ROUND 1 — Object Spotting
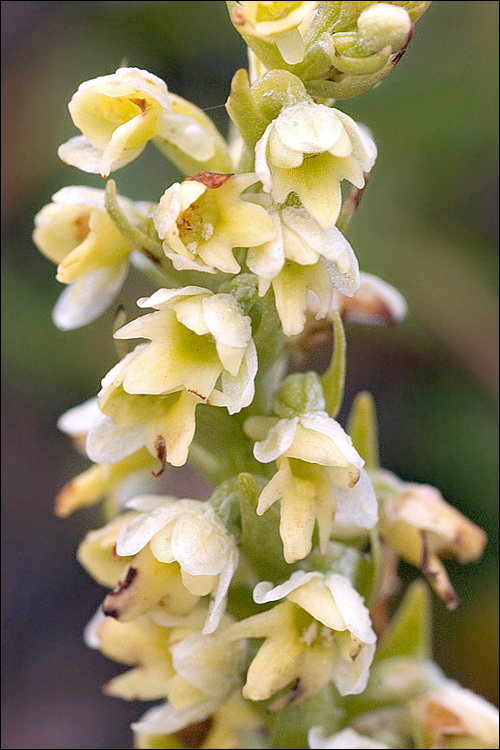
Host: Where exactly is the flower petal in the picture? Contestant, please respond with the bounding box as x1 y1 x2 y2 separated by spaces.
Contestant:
86 410 145 464
253 417 299 463
52 260 128 330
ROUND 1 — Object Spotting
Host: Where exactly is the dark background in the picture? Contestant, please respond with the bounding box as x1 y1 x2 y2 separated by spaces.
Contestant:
2 2 498 748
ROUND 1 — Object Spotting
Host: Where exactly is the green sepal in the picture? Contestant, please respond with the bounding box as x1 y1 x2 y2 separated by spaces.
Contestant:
250 70 309 121
305 57 403 101
273 371 325 418
347 391 380 469
376 580 432 662
321 312 346 418
238 472 298 583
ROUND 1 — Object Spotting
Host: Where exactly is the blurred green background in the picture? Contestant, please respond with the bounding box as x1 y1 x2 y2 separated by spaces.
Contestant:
1 2 498 748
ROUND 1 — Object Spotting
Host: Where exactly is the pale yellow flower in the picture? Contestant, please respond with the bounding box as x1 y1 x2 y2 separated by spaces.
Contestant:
112 286 257 414
84 609 244 736
102 495 239 634
248 203 361 336
223 570 376 706
55 397 159 517
246 411 377 562
154 171 277 274
229 1 320 64
58 67 220 177
409 680 500 749
33 186 140 328
255 103 376 229
372 470 487 609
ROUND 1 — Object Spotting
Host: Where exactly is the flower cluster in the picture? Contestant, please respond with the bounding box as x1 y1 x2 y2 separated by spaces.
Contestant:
35 3 498 750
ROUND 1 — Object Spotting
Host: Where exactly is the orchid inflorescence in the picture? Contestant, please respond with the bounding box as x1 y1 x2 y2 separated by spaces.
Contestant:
34 3 498 749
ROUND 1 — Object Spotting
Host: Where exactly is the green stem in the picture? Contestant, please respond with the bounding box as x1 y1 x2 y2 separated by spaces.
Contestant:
104 179 176 283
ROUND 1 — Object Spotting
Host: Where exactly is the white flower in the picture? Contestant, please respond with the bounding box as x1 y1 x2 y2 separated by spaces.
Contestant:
255 103 376 229
112 286 258 414
85 611 244 735
229 1 320 64
154 172 277 275
224 570 376 705
246 411 378 562
248 203 361 336
55 397 159 517
33 186 144 329
58 67 217 177
103 495 239 634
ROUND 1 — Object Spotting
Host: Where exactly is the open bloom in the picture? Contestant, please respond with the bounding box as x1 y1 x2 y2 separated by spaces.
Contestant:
371 469 487 609
112 286 257 412
229 1 320 64
247 202 361 336
58 67 222 177
101 495 239 634
255 102 377 229
55 397 159 517
85 609 244 737
86 285 257 470
154 171 277 274
86 348 200 471
33 186 144 329
246 410 378 563
223 570 376 706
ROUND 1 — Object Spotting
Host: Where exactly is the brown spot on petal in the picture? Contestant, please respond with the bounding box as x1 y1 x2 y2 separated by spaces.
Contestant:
349 635 363 661
117 566 137 592
111 544 122 562
176 719 213 749
129 97 149 114
103 566 138 618
187 388 208 402
152 436 167 477
231 6 245 25
73 214 90 242
187 171 234 189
